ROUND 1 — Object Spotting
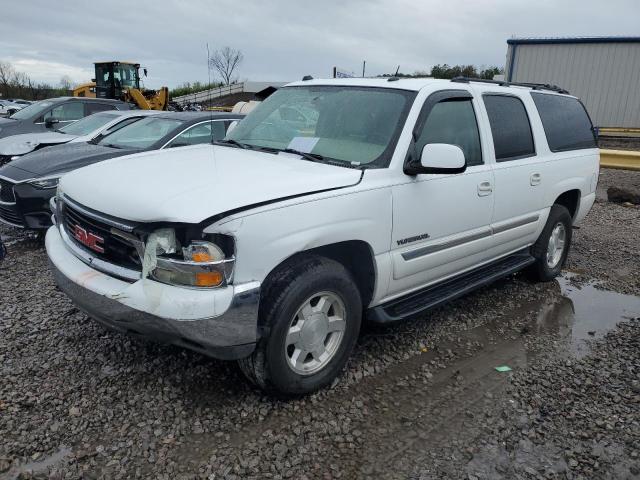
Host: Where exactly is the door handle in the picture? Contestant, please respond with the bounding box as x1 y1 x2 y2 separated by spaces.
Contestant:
530 173 541 186
477 181 493 196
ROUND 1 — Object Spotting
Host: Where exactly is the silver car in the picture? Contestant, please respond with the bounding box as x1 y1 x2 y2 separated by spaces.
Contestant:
0 110 161 164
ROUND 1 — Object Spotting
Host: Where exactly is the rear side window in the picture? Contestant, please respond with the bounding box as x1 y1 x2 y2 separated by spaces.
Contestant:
86 102 116 115
483 95 535 162
531 93 596 152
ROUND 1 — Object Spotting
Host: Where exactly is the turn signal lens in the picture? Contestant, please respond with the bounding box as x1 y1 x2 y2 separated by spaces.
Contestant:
183 241 225 263
152 240 231 288
195 271 224 287
192 251 212 262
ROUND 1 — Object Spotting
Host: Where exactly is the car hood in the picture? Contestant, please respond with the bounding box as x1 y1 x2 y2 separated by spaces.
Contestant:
0 142 131 181
60 144 363 224
0 132 77 156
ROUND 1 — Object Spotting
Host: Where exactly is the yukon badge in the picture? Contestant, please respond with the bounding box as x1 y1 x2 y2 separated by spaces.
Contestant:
397 233 430 246
73 225 105 253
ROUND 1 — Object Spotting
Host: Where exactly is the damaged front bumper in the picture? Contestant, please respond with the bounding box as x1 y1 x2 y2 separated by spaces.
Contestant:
45 226 260 360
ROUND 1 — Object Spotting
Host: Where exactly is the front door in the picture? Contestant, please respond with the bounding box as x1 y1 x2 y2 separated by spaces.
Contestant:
388 90 495 298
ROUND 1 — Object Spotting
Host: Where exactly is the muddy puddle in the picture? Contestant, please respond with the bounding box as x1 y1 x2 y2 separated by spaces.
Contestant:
546 275 640 356
174 274 640 477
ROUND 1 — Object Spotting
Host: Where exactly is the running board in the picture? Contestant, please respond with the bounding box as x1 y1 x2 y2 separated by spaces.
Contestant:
367 250 535 324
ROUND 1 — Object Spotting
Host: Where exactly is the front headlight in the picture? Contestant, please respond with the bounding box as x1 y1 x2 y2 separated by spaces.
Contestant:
145 230 235 288
28 177 60 189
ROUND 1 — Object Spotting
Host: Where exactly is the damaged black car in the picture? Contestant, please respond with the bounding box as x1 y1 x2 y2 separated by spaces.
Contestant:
0 112 243 229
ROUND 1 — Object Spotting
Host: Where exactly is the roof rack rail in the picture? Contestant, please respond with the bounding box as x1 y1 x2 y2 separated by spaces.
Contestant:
450 76 569 94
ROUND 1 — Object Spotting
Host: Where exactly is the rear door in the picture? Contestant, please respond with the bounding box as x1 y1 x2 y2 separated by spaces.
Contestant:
389 90 495 296
480 93 545 255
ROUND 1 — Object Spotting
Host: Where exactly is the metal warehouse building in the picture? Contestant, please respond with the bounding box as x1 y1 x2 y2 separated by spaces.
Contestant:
505 37 640 129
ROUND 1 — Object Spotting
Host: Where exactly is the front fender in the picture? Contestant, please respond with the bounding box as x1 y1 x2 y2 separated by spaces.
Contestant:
206 188 392 286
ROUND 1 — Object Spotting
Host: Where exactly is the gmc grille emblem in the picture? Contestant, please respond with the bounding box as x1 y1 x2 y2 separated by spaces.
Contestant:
73 224 104 254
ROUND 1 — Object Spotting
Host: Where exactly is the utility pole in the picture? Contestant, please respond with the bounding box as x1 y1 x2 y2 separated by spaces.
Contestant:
362 61 366 77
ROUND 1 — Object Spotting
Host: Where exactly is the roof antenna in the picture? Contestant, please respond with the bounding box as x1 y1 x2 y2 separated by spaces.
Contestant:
395 65 400 76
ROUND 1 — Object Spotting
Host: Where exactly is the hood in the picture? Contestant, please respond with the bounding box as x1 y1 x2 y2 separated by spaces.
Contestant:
0 142 131 181
60 144 363 224
0 132 77 156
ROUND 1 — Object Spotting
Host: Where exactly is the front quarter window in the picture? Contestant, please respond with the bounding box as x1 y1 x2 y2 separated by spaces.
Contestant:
227 86 415 167
166 121 226 148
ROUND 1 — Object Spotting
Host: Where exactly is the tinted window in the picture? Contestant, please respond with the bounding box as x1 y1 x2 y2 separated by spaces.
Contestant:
415 98 482 166
531 93 596 152
86 102 117 115
43 102 85 122
483 95 535 161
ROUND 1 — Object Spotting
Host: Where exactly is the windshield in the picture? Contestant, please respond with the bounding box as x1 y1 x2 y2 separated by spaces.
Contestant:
59 112 118 135
9 100 54 120
98 117 182 149
226 85 416 167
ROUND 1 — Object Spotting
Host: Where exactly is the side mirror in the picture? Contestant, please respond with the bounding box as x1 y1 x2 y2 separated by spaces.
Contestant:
406 143 466 175
226 121 239 135
45 117 60 128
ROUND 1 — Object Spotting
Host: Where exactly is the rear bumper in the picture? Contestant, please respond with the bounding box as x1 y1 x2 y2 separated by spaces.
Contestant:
46 226 260 360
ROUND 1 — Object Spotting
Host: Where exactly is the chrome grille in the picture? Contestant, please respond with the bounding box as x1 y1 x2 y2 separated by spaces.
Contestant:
61 199 142 272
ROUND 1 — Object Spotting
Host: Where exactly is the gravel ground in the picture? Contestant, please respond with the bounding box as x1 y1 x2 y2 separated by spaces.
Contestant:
0 168 639 479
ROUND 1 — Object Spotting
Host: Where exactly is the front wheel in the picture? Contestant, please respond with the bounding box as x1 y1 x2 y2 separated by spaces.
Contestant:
238 255 362 396
528 204 573 282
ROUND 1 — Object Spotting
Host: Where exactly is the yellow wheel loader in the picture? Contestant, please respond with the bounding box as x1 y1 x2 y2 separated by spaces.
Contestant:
73 61 169 110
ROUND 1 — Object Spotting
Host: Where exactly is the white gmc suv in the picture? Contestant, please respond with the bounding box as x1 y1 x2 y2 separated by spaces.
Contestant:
46 77 599 395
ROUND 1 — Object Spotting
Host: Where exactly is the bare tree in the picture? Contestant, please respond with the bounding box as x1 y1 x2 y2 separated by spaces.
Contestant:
59 75 73 91
209 47 243 86
0 61 15 97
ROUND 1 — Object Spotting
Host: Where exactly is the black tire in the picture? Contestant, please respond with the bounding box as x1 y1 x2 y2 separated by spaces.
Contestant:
528 204 573 282
238 254 362 396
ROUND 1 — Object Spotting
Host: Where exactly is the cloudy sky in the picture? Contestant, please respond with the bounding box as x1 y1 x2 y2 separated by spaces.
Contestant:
2 0 639 89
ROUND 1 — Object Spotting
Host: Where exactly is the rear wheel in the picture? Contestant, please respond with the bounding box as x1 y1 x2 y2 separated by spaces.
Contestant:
238 255 361 396
528 204 573 282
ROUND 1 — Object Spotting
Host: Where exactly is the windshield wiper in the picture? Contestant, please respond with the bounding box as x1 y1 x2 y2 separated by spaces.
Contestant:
101 143 125 149
280 148 327 162
213 139 251 149
278 148 361 169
